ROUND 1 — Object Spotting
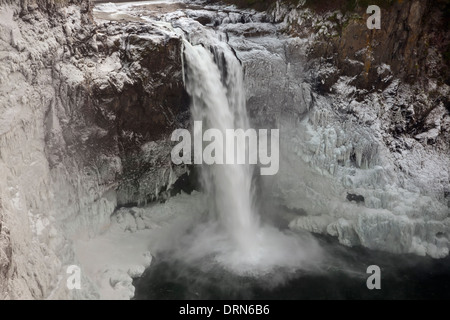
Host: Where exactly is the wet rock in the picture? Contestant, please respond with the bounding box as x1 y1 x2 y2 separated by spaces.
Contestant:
346 193 365 204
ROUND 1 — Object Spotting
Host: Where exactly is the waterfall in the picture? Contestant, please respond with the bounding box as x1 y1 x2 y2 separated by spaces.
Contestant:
180 38 322 275
183 40 260 256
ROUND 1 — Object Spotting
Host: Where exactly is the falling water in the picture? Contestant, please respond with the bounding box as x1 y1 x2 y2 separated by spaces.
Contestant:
183 40 260 256
181 38 322 275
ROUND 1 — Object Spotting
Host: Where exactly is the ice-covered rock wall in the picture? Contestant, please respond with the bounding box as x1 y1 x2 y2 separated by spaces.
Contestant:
0 1 94 298
0 0 187 298
227 0 450 258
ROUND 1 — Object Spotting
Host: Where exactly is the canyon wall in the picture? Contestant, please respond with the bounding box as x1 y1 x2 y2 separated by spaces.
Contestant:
235 0 450 257
0 0 187 298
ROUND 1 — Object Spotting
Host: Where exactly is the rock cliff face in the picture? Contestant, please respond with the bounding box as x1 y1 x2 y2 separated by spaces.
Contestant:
0 0 186 298
85 21 189 206
216 0 449 92
289 1 448 90
239 0 450 257
265 0 449 192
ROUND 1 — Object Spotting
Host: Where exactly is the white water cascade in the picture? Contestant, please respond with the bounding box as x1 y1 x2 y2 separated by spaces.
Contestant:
183 39 260 256
181 38 322 275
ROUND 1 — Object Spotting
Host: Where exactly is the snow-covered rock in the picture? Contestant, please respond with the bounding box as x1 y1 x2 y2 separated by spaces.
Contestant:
0 0 188 299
